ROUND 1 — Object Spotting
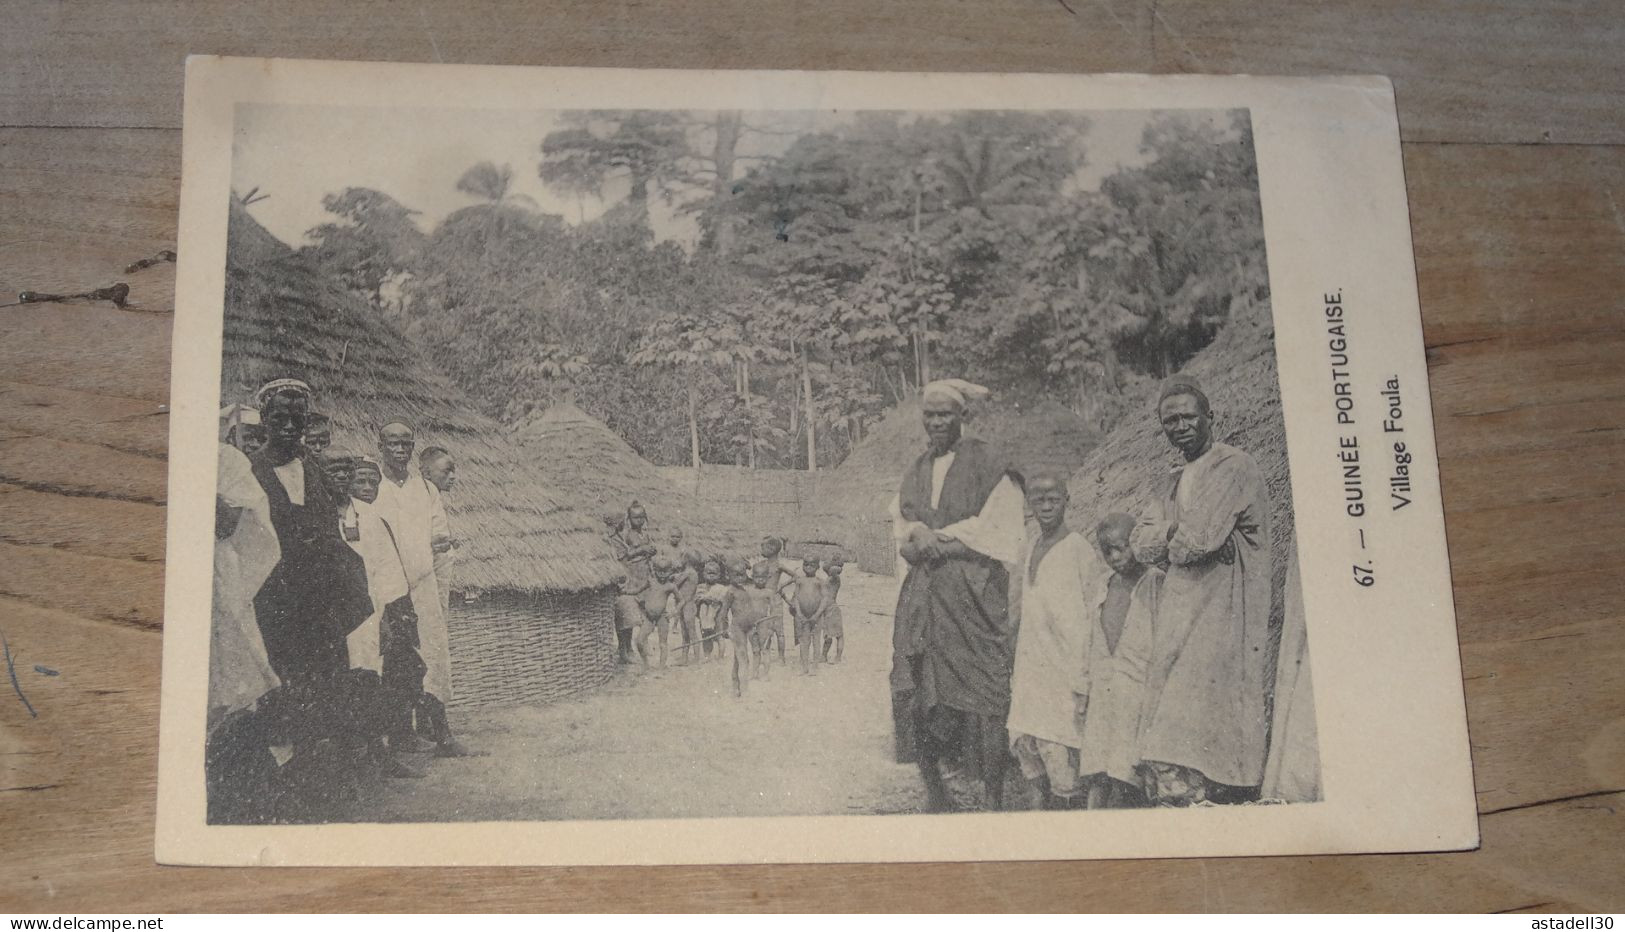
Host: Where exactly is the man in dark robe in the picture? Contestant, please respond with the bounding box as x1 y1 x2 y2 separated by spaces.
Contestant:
889 379 1026 811
248 379 372 688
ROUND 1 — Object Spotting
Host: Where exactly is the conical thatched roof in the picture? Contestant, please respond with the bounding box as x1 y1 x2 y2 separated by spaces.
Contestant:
509 402 750 555
220 201 620 594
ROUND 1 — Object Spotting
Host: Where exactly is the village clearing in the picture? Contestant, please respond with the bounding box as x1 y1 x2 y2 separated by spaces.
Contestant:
355 570 947 822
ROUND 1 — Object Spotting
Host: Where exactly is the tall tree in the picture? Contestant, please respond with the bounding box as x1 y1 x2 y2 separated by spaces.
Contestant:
302 187 426 310
539 111 691 229
628 313 733 470
1097 110 1267 378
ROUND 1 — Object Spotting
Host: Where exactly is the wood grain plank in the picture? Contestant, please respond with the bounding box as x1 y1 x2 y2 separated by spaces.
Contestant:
0 484 167 563
5 1 1623 144
1155 1 1625 144
0 541 165 628
0 0 1153 130
0 127 181 301
0 380 171 460
1463 614 1625 815
0 436 167 505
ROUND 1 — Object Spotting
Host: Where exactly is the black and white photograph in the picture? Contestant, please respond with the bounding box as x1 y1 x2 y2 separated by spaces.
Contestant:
158 62 1474 864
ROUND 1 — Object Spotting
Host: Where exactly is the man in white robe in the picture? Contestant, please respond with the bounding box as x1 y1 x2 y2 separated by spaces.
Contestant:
420 446 459 617
208 441 285 823
373 420 468 757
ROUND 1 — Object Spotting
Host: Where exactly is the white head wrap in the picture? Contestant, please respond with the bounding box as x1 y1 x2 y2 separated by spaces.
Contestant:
253 378 312 410
218 403 260 440
921 379 990 410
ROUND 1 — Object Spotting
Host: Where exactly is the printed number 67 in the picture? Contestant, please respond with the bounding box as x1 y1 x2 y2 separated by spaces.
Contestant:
1352 563 1375 587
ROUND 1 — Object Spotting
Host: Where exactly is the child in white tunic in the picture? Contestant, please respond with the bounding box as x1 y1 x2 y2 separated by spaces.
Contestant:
1006 475 1100 809
1077 513 1162 808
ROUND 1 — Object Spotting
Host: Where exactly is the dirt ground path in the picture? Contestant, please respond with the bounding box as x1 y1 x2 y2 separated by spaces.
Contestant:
357 571 931 822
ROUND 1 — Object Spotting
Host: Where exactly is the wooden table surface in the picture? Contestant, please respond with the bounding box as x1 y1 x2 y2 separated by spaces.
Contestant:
1 0 1621 913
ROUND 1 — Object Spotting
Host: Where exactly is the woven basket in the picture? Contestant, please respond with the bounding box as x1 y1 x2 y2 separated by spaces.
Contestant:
446 586 618 710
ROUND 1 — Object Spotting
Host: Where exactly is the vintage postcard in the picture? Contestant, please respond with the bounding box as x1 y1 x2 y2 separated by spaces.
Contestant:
156 58 1477 865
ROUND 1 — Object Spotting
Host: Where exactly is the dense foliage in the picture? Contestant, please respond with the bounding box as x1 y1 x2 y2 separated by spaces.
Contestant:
299 109 1268 468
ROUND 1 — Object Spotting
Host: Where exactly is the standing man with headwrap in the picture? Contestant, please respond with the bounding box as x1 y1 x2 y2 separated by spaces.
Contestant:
247 379 372 688
1130 374 1273 805
890 379 1026 812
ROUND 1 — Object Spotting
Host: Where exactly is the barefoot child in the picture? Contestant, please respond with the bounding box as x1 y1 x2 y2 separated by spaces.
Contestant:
660 530 702 666
695 559 730 664
753 537 798 665
633 555 682 669
720 561 778 696
820 555 846 664
1078 513 1162 809
788 556 830 676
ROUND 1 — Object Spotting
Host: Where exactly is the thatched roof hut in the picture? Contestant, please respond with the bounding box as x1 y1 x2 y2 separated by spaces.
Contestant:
220 201 620 594
509 402 755 557
220 201 623 707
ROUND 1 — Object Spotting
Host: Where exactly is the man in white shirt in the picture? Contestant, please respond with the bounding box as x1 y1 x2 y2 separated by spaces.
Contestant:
373 421 469 757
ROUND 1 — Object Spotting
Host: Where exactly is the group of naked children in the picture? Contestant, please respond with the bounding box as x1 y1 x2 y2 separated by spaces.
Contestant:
606 503 847 697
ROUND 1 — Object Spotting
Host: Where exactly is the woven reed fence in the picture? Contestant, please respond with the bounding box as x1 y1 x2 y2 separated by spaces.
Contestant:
446 586 619 710
657 465 897 575
796 508 896 576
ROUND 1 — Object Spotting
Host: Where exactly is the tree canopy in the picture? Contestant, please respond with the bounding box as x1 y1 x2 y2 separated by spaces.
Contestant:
297 108 1269 468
